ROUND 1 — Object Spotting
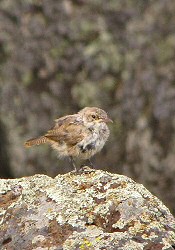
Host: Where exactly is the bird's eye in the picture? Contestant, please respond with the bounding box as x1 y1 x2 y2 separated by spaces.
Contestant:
92 115 96 119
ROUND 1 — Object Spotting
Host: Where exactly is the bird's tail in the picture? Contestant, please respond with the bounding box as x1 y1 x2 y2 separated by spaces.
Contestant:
24 136 47 147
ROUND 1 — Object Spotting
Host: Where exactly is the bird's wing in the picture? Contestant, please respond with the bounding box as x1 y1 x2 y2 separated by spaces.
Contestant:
45 114 86 146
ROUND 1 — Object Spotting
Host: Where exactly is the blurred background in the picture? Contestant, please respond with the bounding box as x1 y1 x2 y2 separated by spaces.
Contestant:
0 0 175 214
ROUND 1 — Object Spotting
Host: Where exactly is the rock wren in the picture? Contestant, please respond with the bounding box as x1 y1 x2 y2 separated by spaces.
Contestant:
24 107 112 171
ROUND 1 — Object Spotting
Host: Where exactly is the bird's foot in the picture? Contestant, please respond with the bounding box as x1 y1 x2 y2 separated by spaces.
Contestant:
81 159 95 169
79 165 96 173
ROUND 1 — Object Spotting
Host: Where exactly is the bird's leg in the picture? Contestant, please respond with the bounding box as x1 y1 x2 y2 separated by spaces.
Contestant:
79 158 95 173
87 158 94 168
80 158 94 168
69 156 78 172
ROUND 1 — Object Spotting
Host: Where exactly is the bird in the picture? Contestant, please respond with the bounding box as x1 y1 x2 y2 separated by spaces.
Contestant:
24 107 112 172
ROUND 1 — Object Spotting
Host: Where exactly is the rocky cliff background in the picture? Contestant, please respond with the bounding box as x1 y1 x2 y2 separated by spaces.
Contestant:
0 0 175 215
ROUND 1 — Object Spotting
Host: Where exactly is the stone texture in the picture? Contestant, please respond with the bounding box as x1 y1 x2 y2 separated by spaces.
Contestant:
0 167 175 249
1 0 175 216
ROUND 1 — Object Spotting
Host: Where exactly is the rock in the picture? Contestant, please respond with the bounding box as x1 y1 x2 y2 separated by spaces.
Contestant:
0 167 175 250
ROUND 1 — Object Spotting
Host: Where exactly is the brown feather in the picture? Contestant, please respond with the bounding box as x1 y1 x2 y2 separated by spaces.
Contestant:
45 124 85 146
24 136 47 147
45 115 85 146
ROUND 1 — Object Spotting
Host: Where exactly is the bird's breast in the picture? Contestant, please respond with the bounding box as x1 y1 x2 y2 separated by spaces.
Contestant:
76 123 110 159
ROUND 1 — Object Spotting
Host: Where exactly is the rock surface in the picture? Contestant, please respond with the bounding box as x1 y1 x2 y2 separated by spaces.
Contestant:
1 0 175 216
0 167 175 250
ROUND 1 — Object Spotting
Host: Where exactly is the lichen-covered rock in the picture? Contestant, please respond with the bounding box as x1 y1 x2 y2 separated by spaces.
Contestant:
0 167 175 250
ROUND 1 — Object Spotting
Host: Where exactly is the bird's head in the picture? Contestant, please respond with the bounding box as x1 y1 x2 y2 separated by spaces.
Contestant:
79 107 113 126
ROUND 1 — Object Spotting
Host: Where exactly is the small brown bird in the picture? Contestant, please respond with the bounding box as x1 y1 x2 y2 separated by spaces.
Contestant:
24 107 112 172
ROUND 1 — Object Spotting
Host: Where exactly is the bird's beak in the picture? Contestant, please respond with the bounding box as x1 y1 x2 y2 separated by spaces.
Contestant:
102 117 113 123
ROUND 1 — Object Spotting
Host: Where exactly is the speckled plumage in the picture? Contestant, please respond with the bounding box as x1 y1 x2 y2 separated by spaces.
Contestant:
24 107 112 171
